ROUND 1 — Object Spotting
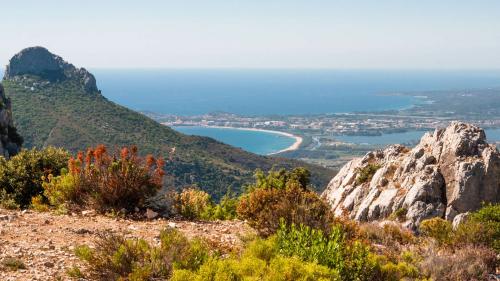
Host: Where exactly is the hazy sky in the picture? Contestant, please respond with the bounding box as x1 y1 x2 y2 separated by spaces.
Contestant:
1 0 499 69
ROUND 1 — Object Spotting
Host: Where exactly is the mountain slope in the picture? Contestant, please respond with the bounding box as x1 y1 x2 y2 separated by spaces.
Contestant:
2 47 334 199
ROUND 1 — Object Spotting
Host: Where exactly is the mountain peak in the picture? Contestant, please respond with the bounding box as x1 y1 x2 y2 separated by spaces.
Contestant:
4 46 98 93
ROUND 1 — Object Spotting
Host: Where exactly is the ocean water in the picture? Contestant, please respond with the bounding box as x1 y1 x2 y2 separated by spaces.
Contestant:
173 126 296 155
2 69 500 116
88 69 500 116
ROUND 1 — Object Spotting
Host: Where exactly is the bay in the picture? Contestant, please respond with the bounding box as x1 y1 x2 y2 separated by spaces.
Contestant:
172 126 296 155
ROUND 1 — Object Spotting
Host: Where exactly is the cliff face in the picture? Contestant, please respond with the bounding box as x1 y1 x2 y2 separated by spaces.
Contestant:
4 46 98 93
322 122 500 229
0 84 22 157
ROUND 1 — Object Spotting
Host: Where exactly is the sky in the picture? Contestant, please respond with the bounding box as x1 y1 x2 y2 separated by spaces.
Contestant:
1 0 499 69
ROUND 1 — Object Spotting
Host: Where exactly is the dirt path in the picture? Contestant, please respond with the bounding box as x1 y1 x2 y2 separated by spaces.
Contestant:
0 208 253 281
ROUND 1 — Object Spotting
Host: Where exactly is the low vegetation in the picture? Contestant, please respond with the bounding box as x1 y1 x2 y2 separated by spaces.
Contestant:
0 144 498 280
237 168 334 236
0 147 69 208
419 203 500 252
355 163 381 184
1 257 26 271
42 145 165 212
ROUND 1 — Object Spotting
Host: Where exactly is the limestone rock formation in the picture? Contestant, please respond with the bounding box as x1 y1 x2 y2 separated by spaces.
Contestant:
4 46 98 93
322 122 500 229
0 84 22 157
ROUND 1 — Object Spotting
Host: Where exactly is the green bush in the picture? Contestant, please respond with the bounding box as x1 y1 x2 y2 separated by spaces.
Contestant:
388 208 407 222
0 147 70 208
419 217 453 245
454 203 500 251
237 168 334 237
355 163 381 185
75 228 209 280
171 241 338 281
1 257 26 271
207 191 238 220
276 222 379 281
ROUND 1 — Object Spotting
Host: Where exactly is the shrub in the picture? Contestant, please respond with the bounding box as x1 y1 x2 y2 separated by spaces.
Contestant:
419 217 453 245
0 147 70 208
173 188 212 220
237 168 333 236
75 228 209 280
30 195 50 212
388 208 407 222
359 222 415 259
454 203 500 251
44 145 165 212
171 238 338 281
1 257 26 271
276 222 379 281
418 245 497 281
0 189 19 210
208 191 238 220
355 163 381 185
42 171 79 209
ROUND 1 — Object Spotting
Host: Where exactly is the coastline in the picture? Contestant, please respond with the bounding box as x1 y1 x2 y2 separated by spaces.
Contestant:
171 124 303 155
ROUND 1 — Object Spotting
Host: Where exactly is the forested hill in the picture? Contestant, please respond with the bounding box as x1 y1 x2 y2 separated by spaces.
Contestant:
2 47 334 199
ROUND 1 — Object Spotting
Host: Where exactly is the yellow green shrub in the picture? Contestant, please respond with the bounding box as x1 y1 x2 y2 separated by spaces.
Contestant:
419 217 453 245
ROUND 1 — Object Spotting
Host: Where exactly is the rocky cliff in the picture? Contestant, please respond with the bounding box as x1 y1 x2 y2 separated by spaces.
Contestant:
322 122 500 229
4 46 98 93
0 84 22 157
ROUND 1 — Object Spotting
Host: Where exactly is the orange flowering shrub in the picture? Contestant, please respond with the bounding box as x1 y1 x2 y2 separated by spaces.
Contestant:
62 145 165 211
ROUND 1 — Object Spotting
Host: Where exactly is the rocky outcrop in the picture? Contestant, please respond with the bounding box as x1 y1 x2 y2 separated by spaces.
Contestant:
4 46 98 93
0 84 22 157
322 122 500 229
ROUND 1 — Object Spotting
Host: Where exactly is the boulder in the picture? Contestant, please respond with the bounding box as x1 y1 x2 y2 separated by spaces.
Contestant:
322 122 500 229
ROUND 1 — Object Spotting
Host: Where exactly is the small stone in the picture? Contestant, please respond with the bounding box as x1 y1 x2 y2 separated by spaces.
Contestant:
44 261 54 268
146 208 158 220
81 210 95 216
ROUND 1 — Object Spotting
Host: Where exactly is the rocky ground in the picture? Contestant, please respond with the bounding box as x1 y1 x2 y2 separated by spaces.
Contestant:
0 208 253 281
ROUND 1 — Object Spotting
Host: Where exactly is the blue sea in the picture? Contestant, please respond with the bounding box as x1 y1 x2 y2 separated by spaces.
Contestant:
89 69 500 116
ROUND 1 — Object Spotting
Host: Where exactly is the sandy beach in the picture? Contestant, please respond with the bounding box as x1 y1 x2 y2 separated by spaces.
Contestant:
193 125 303 155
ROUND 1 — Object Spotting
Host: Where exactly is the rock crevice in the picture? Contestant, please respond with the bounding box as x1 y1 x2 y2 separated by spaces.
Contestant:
322 122 500 229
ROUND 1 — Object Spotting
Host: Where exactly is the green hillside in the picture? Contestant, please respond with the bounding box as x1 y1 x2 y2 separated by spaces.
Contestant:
2 76 334 199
